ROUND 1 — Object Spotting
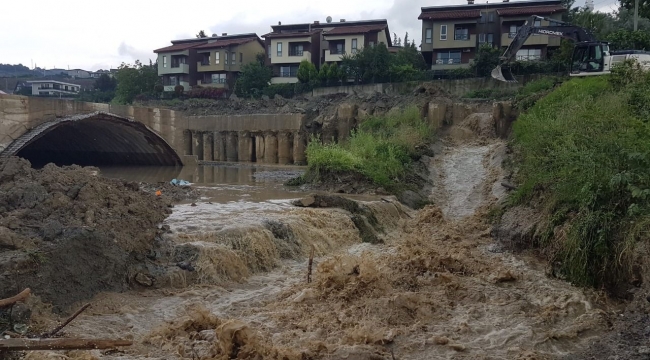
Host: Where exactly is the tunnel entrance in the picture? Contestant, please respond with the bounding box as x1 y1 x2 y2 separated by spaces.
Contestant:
8 113 182 167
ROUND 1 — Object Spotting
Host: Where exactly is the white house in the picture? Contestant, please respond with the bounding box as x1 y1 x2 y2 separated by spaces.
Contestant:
27 80 81 96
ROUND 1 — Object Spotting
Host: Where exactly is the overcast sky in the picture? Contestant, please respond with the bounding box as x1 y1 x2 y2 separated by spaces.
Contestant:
1 0 616 71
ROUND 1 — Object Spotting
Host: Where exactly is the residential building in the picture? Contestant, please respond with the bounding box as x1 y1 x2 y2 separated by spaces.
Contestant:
90 70 115 78
66 69 92 79
263 23 322 84
419 0 566 69
194 33 265 91
26 80 80 96
263 18 391 84
154 37 206 91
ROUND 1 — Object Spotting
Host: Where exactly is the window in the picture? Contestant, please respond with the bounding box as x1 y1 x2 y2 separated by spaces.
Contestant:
516 48 542 61
231 52 236 64
369 41 375 47
280 65 298 77
479 33 486 43
169 76 177 86
487 33 494 45
509 25 521 38
240 53 243 63
351 38 358 53
440 25 447 40
215 52 220 65
277 42 282 57
479 12 486 23
268 45 271 58
437 51 461 64
335 42 344 54
532 19 542 35
211 73 227 84
225 51 229 65
425 28 432 43
163 56 167 68
454 26 469 40
290 44 304 56
488 12 495 22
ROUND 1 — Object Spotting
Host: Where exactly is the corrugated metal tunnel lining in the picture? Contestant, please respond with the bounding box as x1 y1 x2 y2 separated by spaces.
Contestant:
12 113 182 167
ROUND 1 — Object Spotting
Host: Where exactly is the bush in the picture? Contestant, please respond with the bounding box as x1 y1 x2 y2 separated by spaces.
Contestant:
510 75 650 290
463 88 515 100
262 83 295 98
304 106 433 189
174 85 184 96
187 87 227 99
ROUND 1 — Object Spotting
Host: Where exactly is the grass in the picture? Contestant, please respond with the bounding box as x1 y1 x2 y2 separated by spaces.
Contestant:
303 106 433 190
509 69 650 291
463 88 515 100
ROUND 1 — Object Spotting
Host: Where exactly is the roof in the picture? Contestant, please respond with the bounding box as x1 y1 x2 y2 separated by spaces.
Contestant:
323 24 387 36
419 9 481 20
27 80 81 86
193 36 261 50
497 4 566 15
421 0 561 11
262 30 321 39
154 41 207 53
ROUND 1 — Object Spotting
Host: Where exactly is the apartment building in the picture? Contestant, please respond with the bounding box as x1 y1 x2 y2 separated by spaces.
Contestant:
154 38 205 91
419 0 566 69
263 19 391 84
194 33 265 90
26 80 80 96
154 33 264 92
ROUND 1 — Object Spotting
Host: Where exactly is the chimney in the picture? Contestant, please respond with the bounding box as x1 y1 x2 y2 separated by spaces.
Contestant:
340 19 346 22
467 0 474 3
314 20 320 24
278 21 282 25
212 34 218 37
222 33 227 36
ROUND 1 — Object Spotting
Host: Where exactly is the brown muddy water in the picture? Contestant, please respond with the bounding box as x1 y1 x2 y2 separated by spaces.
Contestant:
24 116 618 360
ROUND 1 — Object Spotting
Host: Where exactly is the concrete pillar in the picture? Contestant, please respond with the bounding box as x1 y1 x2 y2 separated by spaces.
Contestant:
214 132 226 162
184 130 192 156
428 103 447 130
293 132 306 165
238 131 252 162
277 132 292 165
203 132 213 161
255 135 265 163
263 132 278 164
226 132 238 162
192 131 203 160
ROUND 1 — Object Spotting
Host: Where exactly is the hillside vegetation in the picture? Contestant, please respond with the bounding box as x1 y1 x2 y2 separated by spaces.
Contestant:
507 61 650 292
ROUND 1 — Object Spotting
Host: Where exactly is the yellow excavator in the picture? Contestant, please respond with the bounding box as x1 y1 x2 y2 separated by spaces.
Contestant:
492 15 650 82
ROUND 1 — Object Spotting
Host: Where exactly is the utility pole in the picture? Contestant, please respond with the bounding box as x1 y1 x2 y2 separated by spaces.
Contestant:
634 0 640 31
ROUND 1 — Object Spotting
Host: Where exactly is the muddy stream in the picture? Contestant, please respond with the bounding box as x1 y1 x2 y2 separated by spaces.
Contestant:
25 115 614 360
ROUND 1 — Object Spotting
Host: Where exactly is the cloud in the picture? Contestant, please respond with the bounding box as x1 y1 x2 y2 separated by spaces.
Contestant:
117 42 155 64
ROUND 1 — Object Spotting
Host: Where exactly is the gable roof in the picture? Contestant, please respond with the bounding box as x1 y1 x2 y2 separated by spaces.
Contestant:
193 36 262 50
153 41 207 53
418 9 481 20
497 4 566 16
323 24 387 36
262 29 321 39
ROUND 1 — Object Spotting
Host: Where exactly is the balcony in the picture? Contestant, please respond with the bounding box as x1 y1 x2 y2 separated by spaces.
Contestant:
162 62 189 74
198 78 229 88
164 81 190 92
432 34 476 49
325 49 347 62
271 50 311 64
431 58 470 70
502 32 549 46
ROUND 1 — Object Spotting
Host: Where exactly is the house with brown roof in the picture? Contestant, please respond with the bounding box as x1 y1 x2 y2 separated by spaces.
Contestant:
419 0 566 69
154 38 207 91
194 33 265 91
263 19 392 84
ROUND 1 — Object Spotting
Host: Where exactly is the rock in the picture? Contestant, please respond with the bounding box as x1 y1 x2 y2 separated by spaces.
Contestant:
261 95 270 101
294 107 306 113
229 93 239 100
293 195 316 207
492 270 517 283
0 226 31 250
397 190 426 209
176 261 195 271
430 336 449 345
9 303 31 324
292 288 317 303
274 94 287 106
134 272 154 287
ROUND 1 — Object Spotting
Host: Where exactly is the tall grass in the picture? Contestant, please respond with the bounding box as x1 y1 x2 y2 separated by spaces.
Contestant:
304 106 433 189
510 72 650 290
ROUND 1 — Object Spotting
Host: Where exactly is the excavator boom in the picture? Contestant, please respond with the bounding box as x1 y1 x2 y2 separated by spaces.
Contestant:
491 15 597 82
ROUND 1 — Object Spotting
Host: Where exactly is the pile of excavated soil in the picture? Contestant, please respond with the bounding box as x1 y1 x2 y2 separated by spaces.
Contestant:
0 157 171 312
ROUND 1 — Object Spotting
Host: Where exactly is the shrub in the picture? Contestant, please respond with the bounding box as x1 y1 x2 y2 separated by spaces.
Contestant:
174 85 184 96
187 87 227 99
304 106 433 189
262 83 295 98
510 76 650 290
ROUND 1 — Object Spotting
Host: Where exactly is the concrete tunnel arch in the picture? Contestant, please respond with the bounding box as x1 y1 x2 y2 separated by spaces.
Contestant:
2 111 183 167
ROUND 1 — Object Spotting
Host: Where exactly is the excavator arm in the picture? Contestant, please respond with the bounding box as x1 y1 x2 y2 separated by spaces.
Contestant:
491 15 597 82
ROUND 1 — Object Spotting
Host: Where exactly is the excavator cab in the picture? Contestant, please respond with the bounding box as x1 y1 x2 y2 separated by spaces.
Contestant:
570 42 609 75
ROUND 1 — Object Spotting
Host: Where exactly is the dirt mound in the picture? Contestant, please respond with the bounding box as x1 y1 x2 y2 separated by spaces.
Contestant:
0 157 171 312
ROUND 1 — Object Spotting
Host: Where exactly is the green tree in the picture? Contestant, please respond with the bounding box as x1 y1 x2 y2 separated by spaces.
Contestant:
318 63 331 85
255 52 266 66
196 30 207 38
572 10 616 39
471 43 501 77
114 60 160 104
620 0 650 19
614 6 650 31
328 62 342 85
297 60 318 85
234 61 272 97
392 42 427 70
341 43 391 83
403 32 409 47
606 29 650 50
94 73 117 92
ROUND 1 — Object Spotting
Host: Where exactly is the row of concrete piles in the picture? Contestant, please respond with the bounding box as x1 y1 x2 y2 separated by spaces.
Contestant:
185 130 307 165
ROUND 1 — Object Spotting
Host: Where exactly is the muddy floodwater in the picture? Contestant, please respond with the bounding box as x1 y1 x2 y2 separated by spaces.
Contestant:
24 112 618 360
